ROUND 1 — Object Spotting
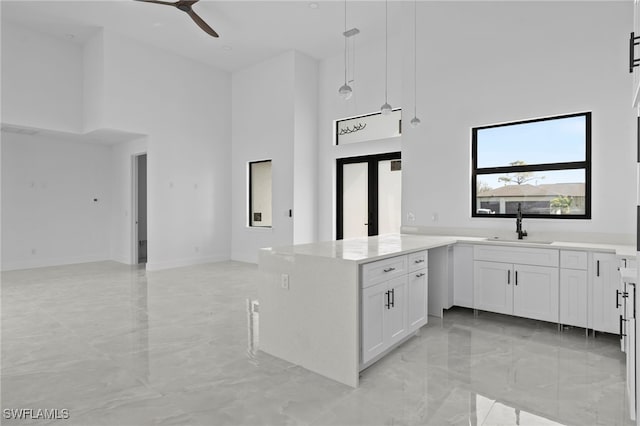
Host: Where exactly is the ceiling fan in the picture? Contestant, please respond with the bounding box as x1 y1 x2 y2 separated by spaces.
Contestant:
135 0 219 38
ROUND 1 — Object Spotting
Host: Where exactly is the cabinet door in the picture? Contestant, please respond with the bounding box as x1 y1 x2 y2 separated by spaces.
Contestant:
473 261 513 315
362 281 388 364
591 252 622 334
386 276 408 347
626 283 636 420
407 269 428 332
453 244 474 308
560 269 588 328
513 264 559 323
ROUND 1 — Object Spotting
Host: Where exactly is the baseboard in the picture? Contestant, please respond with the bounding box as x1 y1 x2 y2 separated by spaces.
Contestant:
145 254 229 271
1 254 111 271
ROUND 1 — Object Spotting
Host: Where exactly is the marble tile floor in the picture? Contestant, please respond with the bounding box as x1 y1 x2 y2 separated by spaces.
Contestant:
1 260 634 426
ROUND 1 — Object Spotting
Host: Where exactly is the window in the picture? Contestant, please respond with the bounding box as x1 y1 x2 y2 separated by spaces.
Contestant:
472 112 591 219
249 160 272 227
336 109 401 145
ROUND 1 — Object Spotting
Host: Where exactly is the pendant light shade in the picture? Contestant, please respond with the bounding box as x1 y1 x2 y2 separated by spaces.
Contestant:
410 116 421 127
380 0 391 114
338 83 353 100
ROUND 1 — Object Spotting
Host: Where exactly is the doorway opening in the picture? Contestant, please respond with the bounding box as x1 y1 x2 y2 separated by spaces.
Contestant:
133 153 147 264
336 152 401 240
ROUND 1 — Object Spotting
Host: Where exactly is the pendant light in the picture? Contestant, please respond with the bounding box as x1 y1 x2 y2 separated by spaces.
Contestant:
338 0 353 100
380 0 392 115
410 0 421 127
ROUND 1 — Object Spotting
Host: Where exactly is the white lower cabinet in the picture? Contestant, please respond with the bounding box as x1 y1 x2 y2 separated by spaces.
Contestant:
407 268 428 332
361 251 428 365
559 250 588 328
590 252 622 334
453 244 474 308
474 260 559 322
512 264 559 323
362 276 408 364
559 268 588 328
474 261 513 315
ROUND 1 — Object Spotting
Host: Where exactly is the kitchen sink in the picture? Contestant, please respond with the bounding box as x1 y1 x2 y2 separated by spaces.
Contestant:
487 237 554 245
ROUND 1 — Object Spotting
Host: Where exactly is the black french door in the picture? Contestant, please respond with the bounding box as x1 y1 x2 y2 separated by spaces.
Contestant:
336 152 401 240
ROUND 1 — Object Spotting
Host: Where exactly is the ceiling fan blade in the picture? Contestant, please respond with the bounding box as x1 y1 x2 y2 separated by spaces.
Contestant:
186 9 219 38
134 0 178 6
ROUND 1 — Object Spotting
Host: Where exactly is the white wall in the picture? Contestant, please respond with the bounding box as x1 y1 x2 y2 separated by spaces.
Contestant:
318 1 635 243
1 132 112 270
84 30 233 270
231 51 295 262
1 21 83 133
318 34 403 241
83 30 104 133
2 23 232 271
400 1 634 242
293 52 319 244
110 138 147 264
231 51 319 262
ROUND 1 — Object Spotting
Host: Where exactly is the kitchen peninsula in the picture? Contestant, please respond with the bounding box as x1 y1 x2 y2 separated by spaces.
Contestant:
258 233 636 388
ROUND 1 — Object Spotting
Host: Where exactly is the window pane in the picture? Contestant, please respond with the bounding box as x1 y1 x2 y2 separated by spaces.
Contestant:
476 169 586 215
342 162 369 239
377 160 402 235
476 115 586 168
336 110 401 145
250 160 272 227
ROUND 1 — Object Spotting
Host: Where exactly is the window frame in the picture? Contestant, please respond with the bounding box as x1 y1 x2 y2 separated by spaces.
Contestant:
335 108 402 145
471 112 592 220
248 159 273 228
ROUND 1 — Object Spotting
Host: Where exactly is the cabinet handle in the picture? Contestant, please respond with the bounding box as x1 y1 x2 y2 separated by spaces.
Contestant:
414 259 424 264
390 288 395 308
515 271 518 286
507 270 511 285
620 315 628 340
383 267 395 273
617 290 622 309
416 272 425 278
631 32 640 73
385 291 390 309
597 260 600 277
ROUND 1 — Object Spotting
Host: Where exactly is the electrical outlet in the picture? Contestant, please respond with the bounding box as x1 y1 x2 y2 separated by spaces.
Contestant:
281 273 290 290
432 212 439 222
407 212 416 222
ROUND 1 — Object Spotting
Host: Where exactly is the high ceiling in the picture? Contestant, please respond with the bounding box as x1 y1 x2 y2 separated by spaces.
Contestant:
2 0 408 72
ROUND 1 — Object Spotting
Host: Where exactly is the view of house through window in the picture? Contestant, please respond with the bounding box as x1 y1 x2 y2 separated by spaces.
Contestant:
249 160 272 227
472 112 591 218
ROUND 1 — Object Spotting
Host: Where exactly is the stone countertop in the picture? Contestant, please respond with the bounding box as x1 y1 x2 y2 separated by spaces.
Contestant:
620 267 638 282
260 233 637 263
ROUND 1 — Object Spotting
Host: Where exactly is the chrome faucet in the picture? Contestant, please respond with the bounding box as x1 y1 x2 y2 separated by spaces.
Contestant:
516 203 528 240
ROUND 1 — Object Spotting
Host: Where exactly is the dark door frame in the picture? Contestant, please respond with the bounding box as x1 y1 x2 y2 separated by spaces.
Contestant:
336 152 401 240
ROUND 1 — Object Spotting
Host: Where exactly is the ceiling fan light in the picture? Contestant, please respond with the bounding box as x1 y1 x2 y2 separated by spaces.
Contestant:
410 116 422 128
338 84 353 100
380 102 392 115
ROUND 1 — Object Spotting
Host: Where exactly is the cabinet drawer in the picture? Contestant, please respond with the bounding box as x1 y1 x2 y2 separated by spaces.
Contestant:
474 245 559 267
560 250 588 270
407 250 428 273
362 255 407 288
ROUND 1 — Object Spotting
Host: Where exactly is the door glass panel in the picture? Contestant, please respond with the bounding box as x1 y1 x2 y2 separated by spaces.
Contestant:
342 162 369 239
378 160 402 235
249 160 272 227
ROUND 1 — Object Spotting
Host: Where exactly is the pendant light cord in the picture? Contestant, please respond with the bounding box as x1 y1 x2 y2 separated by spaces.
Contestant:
385 0 388 103
414 0 417 117
344 0 348 85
